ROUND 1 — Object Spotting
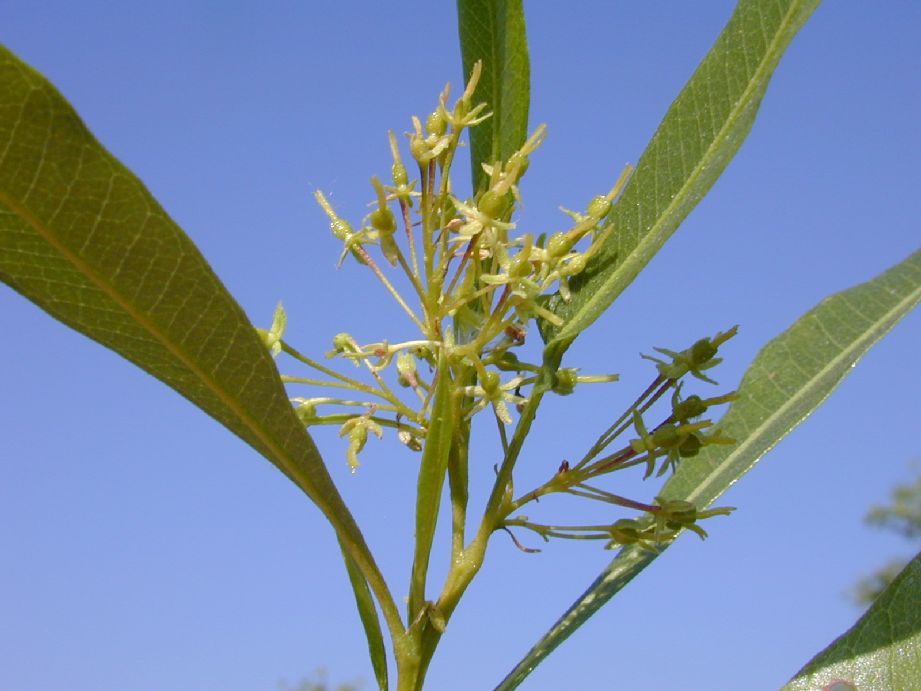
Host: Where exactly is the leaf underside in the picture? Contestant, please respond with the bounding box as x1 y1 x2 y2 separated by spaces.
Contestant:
457 0 530 193
0 43 369 554
340 540 389 691
498 247 921 689
541 0 821 357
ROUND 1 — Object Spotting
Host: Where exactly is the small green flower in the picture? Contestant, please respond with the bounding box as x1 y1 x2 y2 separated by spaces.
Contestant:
315 190 376 267
642 326 739 384
653 497 735 541
461 370 526 424
396 350 419 388
605 518 663 551
339 415 384 473
256 302 287 358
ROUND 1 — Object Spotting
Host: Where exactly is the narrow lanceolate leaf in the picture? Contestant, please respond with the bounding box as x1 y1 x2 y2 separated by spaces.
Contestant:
409 355 456 618
457 0 529 192
784 549 921 690
498 247 921 690
542 0 821 353
0 45 386 604
339 541 389 691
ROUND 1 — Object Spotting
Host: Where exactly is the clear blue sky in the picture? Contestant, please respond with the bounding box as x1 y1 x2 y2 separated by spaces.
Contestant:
2 3 920 690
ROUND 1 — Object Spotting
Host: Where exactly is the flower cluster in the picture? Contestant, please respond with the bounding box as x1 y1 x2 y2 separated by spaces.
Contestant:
499 327 739 552
259 63 737 552
259 61 624 472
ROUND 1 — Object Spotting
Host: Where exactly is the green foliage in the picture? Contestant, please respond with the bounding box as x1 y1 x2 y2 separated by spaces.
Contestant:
541 0 821 354
0 40 404 659
498 247 921 689
2 2 921 689
457 0 530 193
785 549 921 691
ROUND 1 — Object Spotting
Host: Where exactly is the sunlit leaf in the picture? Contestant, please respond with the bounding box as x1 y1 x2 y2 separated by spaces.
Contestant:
0 44 379 582
542 0 821 354
340 541 389 691
457 0 530 193
498 247 921 689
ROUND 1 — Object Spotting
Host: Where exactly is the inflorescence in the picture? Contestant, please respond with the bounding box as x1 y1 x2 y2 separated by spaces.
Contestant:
259 62 737 551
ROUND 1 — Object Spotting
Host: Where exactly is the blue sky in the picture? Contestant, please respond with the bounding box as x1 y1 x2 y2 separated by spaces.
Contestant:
1 2 920 690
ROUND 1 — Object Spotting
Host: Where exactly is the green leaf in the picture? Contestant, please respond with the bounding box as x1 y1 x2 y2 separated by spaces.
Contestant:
456 0 530 193
339 540 389 691
497 247 921 690
542 0 821 353
409 353 456 618
0 44 391 615
784 549 921 691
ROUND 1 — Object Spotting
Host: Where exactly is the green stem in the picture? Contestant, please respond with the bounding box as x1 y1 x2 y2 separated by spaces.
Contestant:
575 375 669 470
281 341 373 389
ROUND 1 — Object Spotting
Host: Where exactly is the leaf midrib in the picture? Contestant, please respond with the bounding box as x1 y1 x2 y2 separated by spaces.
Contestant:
552 0 808 346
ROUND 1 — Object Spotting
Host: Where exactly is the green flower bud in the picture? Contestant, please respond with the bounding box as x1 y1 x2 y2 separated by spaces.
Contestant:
673 394 707 422
690 338 718 366
546 232 570 260
560 253 587 277
551 368 579 396
509 252 532 279
396 351 418 388
477 189 508 218
332 333 353 351
426 109 447 137
370 207 396 235
330 218 353 242
678 433 702 458
659 499 699 527
480 369 501 396
295 401 317 425
587 194 611 218
494 351 521 371
379 234 399 266
651 423 681 449
392 161 408 187
328 333 360 361
410 134 430 163
608 518 645 546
